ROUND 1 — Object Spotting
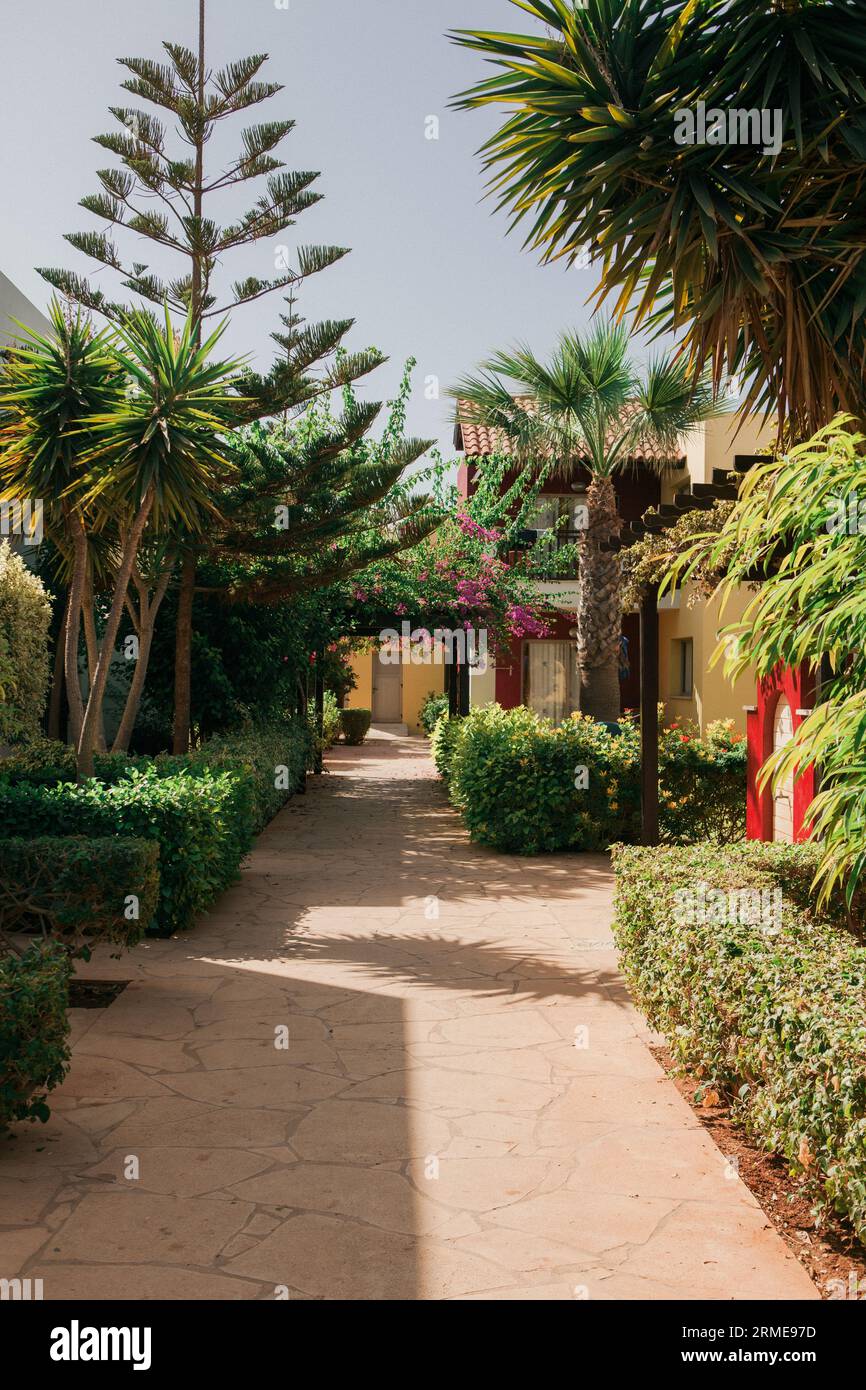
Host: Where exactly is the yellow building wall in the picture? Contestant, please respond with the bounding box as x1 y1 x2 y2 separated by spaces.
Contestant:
659 583 756 734
345 645 373 712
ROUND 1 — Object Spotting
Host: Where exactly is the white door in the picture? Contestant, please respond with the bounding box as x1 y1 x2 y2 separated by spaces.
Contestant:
525 641 578 725
772 697 795 843
372 656 403 722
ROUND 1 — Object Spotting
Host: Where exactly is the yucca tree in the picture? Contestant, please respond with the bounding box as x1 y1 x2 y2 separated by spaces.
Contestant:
452 321 723 719
0 302 123 744
75 307 244 775
451 0 866 439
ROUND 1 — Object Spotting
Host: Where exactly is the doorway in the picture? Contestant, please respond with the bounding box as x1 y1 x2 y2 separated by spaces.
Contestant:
372 656 403 723
772 697 795 843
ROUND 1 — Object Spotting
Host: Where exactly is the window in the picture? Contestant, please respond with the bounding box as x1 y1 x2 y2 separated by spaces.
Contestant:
671 638 694 698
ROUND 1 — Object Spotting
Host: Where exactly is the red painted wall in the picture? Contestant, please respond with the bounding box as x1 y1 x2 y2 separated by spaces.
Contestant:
746 663 816 841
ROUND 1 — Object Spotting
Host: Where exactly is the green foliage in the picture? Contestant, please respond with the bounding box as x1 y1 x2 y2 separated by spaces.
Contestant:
0 837 159 952
0 719 310 935
319 691 342 749
613 841 866 1241
420 691 449 736
669 418 866 905
340 708 371 746
431 713 465 782
451 0 866 435
0 942 71 1129
0 544 52 744
442 704 745 852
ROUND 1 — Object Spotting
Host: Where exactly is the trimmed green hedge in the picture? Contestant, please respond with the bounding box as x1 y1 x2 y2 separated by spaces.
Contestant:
438 705 745 853
613 841 866 1240
420 692 450 736
1 942 71 1129
0 837 159 951
0 719 311 936
340 708 371 745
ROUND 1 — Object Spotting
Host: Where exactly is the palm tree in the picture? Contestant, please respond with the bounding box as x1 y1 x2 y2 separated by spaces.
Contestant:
450 0 866 439
452 320 725 720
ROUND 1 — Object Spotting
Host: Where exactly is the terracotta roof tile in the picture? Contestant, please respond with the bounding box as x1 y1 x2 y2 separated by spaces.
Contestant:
454 397 686 467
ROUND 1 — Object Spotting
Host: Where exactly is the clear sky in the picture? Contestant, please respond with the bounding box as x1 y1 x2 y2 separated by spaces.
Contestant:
0 0 657 458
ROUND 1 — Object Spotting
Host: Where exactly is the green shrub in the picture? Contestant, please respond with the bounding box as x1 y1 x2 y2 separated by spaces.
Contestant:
322 692 342 749
0 942 71 1129
0 543 52 745
613 841 866 1241
0 837 159 952
442 705 746 853
430 713 465 781
448 705 640 852
340 708 371 746
0 770 250 938
420 691 450 736
0 719 311 936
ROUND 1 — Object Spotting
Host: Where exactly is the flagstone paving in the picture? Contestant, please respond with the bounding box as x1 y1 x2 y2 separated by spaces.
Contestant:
0 739 817 1300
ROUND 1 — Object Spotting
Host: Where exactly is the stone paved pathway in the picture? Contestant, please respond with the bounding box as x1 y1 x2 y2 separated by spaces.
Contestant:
1 739 816 1300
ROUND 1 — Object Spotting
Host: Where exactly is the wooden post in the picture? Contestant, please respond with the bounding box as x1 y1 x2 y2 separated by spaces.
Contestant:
314 649 325 774
458 660 470 717
640 584 660 846
447 646 459 717
297 677 308 793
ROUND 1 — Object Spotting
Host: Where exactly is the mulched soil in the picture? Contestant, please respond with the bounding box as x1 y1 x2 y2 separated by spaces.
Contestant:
650 1044 866 1300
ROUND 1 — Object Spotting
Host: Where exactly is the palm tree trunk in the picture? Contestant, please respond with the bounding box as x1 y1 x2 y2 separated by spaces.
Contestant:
47 592 68 740
63 508 87 745
77 486 155 778
577 474 623 723
172 553 196 753
113 553 177 753
82 574 107 752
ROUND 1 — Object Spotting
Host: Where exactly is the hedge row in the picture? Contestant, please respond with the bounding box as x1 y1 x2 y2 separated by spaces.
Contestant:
613 841 866 1240
0 942 71 1129
434 705 745 853
0 719 311 937
0 837 159 951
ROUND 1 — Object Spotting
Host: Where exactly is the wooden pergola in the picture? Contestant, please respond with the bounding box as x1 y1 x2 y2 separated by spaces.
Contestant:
612 455 766 844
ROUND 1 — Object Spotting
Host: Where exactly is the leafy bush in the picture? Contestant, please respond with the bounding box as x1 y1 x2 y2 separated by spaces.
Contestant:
0 942 71 1128
0 770 247 938
0 719 311 936
0 837 159 952
613 841 866 1241
322 692 342 748
0 543 52 744
420 691 450 736
441 705 745 853
430 713 465 782
340 708 371 746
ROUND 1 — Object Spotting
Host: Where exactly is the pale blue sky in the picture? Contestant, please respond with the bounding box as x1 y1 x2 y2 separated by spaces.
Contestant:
0 0 655 456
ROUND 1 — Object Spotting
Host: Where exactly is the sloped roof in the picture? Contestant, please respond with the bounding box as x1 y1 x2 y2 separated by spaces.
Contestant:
0 271 51 348
454 396 686 467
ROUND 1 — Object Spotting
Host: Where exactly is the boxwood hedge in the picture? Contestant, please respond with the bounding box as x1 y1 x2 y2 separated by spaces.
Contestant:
1 942 71 1129
0 836 159 952
0 719 311 937
613 841 866 1240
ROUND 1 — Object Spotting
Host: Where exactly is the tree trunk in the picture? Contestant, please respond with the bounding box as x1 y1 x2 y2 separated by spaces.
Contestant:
82 575 107 752
63 510 88 745
172 553 196 753
77 487 155 778
47 591 68 741
577 474 623 723
113 554 177 753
